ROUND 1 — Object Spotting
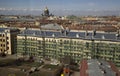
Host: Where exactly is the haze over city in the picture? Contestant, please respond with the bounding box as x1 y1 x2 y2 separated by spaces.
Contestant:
0 0 120 16
0 0 120 76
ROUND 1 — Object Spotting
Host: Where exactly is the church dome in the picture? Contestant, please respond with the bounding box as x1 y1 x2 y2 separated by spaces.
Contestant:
44 7 49 16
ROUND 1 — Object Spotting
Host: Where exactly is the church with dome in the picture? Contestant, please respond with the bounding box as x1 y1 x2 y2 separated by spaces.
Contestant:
41 7 53 17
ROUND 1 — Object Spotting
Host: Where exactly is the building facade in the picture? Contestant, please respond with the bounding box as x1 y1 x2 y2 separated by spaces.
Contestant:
17 29 120 67
0 28 20 55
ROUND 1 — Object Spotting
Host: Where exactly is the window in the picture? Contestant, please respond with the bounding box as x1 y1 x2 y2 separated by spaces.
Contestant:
7 37 9 39
74 41 76 44
7 47 9 50
7 42 9 44
46 39 48 42
64 40 69 44
39 41 41 44
86 42 89 48
3 39 5 42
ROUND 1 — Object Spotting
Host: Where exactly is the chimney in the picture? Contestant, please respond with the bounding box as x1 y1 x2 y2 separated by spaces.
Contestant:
85 30 89 38
92 29 96 39
64 26 70 36
92 30 96 36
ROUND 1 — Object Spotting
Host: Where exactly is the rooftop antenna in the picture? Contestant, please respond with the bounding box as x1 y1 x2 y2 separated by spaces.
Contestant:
92 29 96 39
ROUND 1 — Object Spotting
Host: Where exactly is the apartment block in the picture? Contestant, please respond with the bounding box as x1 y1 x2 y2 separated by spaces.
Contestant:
17 29 120 66
0 28 19 55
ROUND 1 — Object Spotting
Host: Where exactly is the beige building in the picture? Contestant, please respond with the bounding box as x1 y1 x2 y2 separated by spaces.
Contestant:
0 28 19 55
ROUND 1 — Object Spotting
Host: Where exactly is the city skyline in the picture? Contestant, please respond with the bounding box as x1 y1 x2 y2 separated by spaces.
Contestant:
0 0 120 16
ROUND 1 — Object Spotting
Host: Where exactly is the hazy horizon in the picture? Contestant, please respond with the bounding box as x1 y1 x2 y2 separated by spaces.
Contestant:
0 9 120 16
0 0 120 16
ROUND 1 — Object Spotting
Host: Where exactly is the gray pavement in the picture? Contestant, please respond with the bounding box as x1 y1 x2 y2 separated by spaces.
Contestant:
72 71 80 76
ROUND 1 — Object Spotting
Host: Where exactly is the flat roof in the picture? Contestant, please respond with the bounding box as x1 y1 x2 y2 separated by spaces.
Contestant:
0 27 19 33
87 59 116 76
80 59 118 76
41 23 63 30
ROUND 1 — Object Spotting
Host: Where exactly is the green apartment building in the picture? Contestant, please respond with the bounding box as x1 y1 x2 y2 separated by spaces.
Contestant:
17 29 120 67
